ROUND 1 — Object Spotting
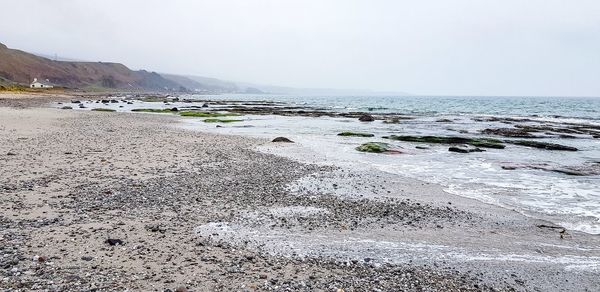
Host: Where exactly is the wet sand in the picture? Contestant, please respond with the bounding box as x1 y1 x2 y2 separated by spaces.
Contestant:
1 93 599 291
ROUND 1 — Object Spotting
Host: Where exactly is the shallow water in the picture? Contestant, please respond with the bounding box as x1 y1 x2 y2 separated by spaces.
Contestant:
63 95 600 234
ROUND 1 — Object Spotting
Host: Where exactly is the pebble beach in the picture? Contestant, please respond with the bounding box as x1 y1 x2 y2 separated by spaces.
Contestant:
1 93 600 291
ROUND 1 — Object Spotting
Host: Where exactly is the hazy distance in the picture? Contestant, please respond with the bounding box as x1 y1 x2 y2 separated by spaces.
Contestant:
1 0 599 96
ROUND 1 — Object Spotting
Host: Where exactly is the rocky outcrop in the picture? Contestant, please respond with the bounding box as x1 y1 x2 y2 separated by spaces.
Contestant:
506 140 578 151
383 135 506 149
338 132 375 137
448 146 485 153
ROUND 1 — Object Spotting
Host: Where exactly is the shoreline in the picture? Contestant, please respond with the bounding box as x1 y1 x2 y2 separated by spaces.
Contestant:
1 93 600 291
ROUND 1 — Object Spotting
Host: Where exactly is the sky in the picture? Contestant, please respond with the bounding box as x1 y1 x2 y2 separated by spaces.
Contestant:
1 0 599 96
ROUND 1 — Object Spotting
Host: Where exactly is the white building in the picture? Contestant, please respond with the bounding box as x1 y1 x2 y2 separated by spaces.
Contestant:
30 78 54 89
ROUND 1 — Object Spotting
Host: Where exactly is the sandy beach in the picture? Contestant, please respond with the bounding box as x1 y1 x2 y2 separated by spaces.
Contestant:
1 93 599 291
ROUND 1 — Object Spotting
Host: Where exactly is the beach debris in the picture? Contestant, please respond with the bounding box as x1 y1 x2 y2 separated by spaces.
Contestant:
337 132 375 137
358 114 375 122
272 137 294 143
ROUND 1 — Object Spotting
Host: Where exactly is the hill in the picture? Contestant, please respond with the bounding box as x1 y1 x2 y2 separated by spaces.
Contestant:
0 42 180 91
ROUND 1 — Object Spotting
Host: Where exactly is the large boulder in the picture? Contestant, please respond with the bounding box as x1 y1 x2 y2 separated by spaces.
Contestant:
356 142 402 154
272 137 294 143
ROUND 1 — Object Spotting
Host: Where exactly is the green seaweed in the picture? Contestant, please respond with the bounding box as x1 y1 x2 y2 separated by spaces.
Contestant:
356 142 391 153
338 132 375 137
179 111 240 118
91 108 116 112
203 118 243 123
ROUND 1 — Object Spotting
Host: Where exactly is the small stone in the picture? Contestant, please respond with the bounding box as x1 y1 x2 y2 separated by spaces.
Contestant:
105 238 125 246
81 256 93 261
175 286 188 292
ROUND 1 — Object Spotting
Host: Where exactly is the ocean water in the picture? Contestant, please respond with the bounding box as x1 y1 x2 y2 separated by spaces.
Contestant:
64 95 600 234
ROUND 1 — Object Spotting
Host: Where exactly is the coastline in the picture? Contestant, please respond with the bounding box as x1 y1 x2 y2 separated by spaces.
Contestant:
1 93 599 291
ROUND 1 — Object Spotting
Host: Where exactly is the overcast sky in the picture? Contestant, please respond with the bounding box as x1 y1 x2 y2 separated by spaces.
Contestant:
1 0 599 96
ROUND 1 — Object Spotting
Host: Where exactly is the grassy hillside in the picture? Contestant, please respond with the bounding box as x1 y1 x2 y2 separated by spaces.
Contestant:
0 42 181 91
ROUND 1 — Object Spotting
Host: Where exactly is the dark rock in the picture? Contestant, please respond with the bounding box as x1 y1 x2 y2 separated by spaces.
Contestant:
110 100 119 103
337 132 375 137
145 224 166 233
6 152 17 156
272 137 294 143
170 107 179 112
202 103 209 108
449 146 485 153
259 274 268 279
61 106 73 110
71 100 81 104
81 256 93 261
175 287 188 292
481 128 538 138
358 114 375 122
384 135 505 149
502 162 600 176
506 140 577 151
105 238 125 246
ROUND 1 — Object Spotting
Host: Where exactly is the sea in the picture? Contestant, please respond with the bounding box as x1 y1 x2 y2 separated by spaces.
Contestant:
67 95 600 234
